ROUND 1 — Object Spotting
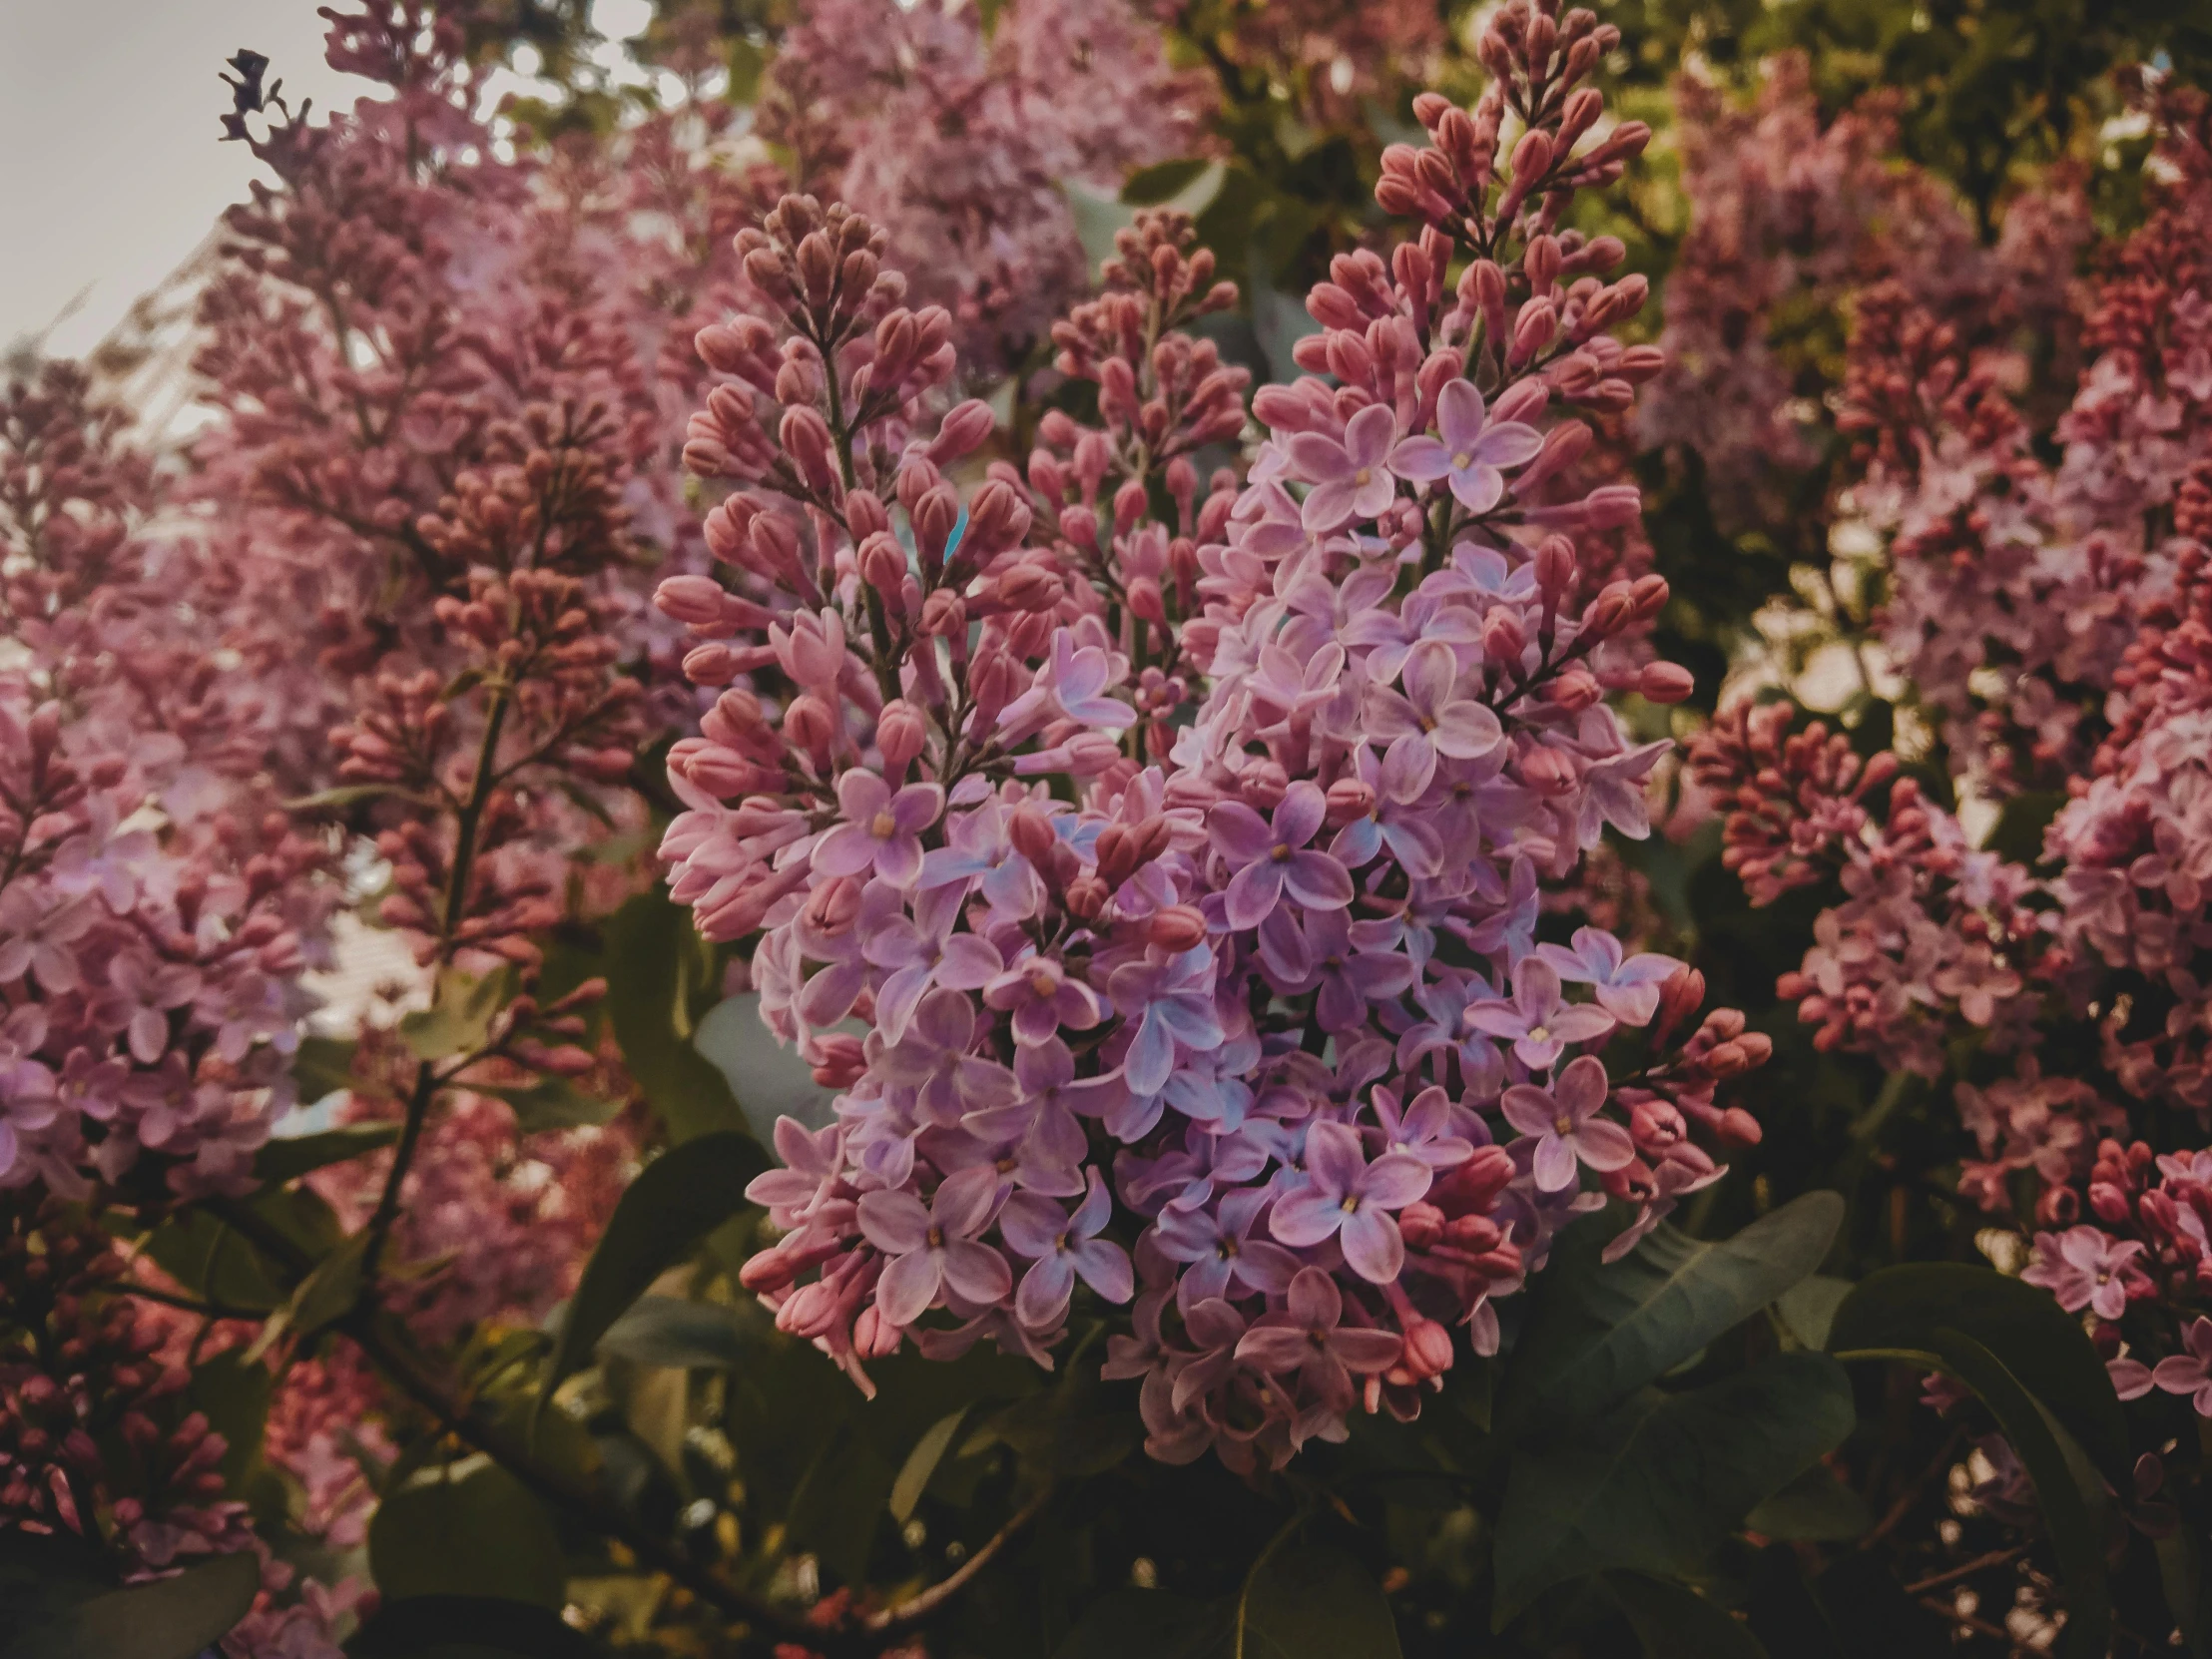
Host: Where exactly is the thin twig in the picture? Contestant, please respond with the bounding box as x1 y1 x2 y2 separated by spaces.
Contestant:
861 1482 1055 1634
1904 1545 2026 1596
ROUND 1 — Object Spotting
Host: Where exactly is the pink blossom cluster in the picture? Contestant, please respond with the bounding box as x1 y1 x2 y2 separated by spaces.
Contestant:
0 365 329 1200
662 1 1771 1470
761 0 1206 376
1690 86 2212 1418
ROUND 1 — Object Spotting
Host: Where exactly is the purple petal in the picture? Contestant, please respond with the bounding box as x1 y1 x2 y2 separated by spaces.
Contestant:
1358 1151 1433 1209
1070 1240 1134 1304
999 1192 1068 1258
857 1189 931 1254
1274 782 1327 848
1283 850 1353 911
1224 859 1286 929
1286 1266 1342 1328
1531 1134 1578 1192
1571 1118 1637 1173
876 1249 942 1327
1208 800 1274 860
943 1240 1014 1307
1015 1253 1076 1327
1339 1208 1404 1283
1270 1185 1348 1248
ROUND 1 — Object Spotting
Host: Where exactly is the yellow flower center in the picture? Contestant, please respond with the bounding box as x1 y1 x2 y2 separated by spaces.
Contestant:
870 810 897 837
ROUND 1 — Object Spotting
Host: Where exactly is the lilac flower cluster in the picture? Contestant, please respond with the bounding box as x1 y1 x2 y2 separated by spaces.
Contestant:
665 2 1771 1468
0 367 329 1200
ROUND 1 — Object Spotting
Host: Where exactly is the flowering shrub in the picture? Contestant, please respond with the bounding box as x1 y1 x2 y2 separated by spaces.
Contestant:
11 1 2212 1656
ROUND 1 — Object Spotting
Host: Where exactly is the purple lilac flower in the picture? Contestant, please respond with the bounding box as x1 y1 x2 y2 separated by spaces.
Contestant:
983 951 1104 1045
813 771 944 886
1371 1084 1478 1168
917 800 1044 917
1500 1055 1633 1192
2152 1320 2212 1413
1152 1188 1301 1307
1209 783 1353 930
2021 1226 2145 1321
863 883 1006 1042
999 629 1135 734
1535 926 1684 1026
1108 946 1227 1096
1388 379 1543 513
1289 404 1404 531
1170 1297 1251 1411
999 1172 1134 1328
1234 1267 1403 1406
1329 742 1444 878
746 1117 846 1223
1366 640 1505 791
876 988 1015 1127
1268 1120 1432 1282
1464 956 1615 1070
857 1167 1012 1328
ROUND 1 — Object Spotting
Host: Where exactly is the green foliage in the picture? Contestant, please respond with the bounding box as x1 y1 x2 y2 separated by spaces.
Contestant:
0 1545 261 1659
599 888 749 1143
539 1130 768 1405
369 1456 569 1610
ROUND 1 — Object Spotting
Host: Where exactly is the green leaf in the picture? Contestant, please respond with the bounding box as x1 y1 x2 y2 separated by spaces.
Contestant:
539 1130 768 1405
1839 1329 2112 1659
694 992 836 1139
1054 1590 1231 1659
1500 1192 1845 1430
596 1296 752 1370
602 888 747 1142
0 1529 116 1639
1984 789 2063 863
287 1230 369 1336
6 1552 260 1659
252 1120 400 1184
1775 1275 1853 1352
786 1423 894 1587
2158 1527 2209 1658
1606 1571 1768 1659
1743 1462 1872 1541
400 967 508 1061
284 783 425 812
889 1407 969 1524
1827 1263 2128 1479
369 1456 567 1610
1493 1353 1856 1625
1236 1544 1401 1659
289 1033 359 1100
352 1593 606 1658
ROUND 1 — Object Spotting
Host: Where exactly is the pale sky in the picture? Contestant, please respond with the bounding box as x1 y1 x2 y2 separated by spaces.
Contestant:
0 0 657 362
0 0 372 359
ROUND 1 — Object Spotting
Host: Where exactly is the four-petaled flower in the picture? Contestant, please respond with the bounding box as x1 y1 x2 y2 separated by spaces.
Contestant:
814 772 944 887
1235 1267 1404 1406
1464 956 1614 1070
1269 1120 1432 1282
1535 927 1683 1027
2021 1226 2146 1322
857 1167 1012 1328
999 1172 1135 1329
1289 404 1405 530
1366 640 1503 793
1500 1055 1633 1192
1389 379 1543 513
1209 783 1354 931
983 950 1104 1045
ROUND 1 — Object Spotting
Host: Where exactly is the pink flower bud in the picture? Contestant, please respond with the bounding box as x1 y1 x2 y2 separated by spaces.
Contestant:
1638 663 1695 704
877 699 926 774
1520 745 1577 797
1145 905 1208 951
655 574 728 627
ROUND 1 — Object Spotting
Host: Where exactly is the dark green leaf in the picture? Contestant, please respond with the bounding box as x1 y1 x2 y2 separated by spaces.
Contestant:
1501 1192 1844 1430
2158 1527 2209 1658
352 1594 605 1659
1775 1276 1853 1352
1606 1571 1768 1658
369 1456 566 1610
290 1034 359 1101
1054 1590 1231 1659
1237 1544 1401 1659
1827 1263 2128 1479
1744 1462 1872 1541
597 1296 752 1370
602 888 747 1142
786 1423 894 1587
1493 1353 1856 1624
400 967 508 1061
6 1552 260 1659
287 1230 369 1336
889 1407 969 1524
1985 790 2064 864
252 1121 399 1185
539 1130 768 1404
0 1529 115 1639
